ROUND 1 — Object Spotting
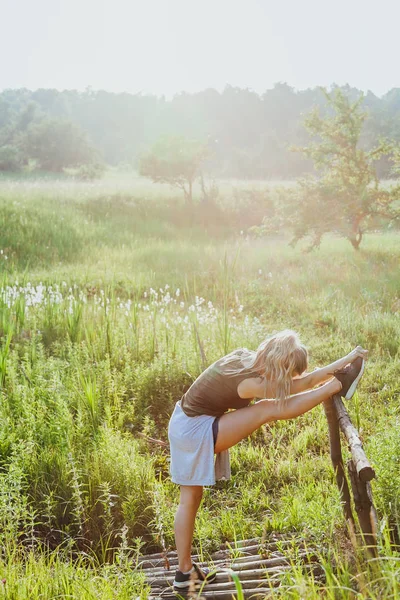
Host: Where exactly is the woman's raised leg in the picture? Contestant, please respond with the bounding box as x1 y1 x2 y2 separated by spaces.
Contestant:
174 485 203 572
214 377 341 453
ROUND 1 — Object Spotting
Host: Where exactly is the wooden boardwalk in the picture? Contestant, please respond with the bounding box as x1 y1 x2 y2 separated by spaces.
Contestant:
138 534 324 599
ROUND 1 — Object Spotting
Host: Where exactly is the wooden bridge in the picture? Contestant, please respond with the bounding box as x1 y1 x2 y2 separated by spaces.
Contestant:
139 533 324 599
138 393 377 599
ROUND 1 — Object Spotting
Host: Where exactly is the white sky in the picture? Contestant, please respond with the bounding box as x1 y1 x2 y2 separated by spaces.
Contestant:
1 0 399 97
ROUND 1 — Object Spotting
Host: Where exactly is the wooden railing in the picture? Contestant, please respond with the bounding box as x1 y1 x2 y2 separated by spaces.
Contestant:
324 394 378 556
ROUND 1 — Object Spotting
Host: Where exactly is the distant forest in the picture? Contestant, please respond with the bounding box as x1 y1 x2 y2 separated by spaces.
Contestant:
2 83 400 178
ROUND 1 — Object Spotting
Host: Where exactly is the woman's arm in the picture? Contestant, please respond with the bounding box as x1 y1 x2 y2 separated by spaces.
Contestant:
291 345 368 394
238 346 368 399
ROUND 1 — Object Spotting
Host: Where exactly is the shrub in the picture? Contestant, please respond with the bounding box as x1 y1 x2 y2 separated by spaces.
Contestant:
75 163 105 181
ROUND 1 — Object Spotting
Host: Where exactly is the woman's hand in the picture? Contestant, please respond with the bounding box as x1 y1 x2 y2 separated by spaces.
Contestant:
345 345 368 364
289 345 368 393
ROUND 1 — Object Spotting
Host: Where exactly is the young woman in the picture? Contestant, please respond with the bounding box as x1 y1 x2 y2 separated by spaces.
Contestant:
168 330 367 590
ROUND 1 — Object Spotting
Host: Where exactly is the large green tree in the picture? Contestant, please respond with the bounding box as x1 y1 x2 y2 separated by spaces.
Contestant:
288 88 399 250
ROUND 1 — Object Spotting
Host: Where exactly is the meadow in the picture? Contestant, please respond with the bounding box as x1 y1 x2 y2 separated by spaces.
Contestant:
0 171 399 599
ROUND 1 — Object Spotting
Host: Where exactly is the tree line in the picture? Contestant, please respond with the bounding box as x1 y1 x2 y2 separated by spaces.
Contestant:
139 89 400 250
2 83 400 177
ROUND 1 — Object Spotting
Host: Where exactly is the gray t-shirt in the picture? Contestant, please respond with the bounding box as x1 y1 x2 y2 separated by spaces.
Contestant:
180 348 260 418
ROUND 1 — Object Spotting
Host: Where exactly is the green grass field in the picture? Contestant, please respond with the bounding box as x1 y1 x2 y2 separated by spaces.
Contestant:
0 172 399 598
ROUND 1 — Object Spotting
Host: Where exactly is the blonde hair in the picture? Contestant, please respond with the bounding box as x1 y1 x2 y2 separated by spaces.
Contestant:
249 329 308 401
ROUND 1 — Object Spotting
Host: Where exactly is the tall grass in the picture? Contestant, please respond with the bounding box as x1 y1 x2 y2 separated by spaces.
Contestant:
0 177 399 597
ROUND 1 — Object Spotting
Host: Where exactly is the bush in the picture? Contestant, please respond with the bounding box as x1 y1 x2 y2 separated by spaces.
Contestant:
75 163 105 181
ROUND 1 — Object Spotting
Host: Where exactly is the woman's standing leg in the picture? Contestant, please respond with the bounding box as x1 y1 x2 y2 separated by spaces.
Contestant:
174 485 203 572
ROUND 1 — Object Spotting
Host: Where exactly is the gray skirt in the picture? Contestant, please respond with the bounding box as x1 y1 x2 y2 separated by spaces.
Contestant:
168 401 231 486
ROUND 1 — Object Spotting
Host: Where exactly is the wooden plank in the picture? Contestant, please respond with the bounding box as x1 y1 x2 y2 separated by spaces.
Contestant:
143 553 309 579
334 396 375 482
221 534 291 549
149 564 323 590
137 537 295 565
149 589 274 600
140 550 312 576
138 541 302 570
151 578 282 592
146 563 320 585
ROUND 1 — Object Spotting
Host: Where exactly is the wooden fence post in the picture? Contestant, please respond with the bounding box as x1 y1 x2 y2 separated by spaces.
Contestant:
323 398 355 527
324 394 378 556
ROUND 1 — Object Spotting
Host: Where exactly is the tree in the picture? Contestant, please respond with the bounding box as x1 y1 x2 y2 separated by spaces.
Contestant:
0 102 38 171
3 85 400 179
139 136 210 204
288 88 399 250
0 145 21 171
21 118 99 172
